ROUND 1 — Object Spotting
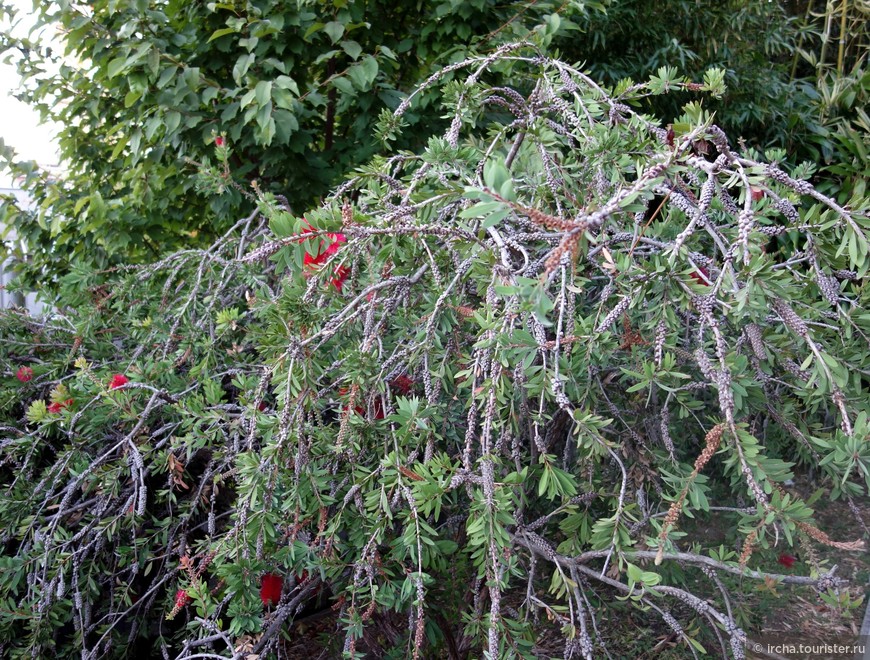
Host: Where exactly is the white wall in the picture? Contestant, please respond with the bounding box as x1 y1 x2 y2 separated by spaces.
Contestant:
0 185 46 315
1 1 60 316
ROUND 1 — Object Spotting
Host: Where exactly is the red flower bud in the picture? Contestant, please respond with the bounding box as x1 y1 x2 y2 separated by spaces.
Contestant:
690 266 710 286
109 373 129 390
175 589 192 608
215 136 225 147
750 186 764 202
260 572 283 607
777 553 797 569
295 569 323 596
16 366 33 383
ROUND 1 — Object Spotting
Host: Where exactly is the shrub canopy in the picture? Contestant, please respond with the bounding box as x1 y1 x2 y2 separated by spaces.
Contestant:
1 45 869 659
6 0 863 293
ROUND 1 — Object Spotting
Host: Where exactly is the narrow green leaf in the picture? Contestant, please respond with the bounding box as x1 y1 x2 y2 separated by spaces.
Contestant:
208 27 237 42
124 90 142 108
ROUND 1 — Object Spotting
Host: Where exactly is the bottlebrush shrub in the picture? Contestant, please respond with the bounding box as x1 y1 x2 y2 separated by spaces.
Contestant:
1 46 869 659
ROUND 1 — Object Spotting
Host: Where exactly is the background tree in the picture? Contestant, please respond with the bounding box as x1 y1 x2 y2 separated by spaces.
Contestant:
0 0 603 291
566 0 802 144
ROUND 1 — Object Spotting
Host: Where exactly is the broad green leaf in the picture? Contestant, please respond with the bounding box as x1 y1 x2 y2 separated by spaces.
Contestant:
332 76 355 95
341 40 362 60
123 90 142 108
274 110 298 141
275 75 299 96
157 66 177 89
165 111 181 135
360 55 378 83
255 80 272 107
107 56 127 78
323 21 344 44
233 53 254 84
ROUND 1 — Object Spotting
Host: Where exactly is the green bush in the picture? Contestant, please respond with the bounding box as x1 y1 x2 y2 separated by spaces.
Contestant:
2 47 869 659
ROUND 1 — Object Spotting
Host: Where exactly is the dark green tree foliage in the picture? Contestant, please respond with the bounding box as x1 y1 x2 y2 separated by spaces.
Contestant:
561 0 868 185
566 0 802 145
0 0 601 290
1 47 868 659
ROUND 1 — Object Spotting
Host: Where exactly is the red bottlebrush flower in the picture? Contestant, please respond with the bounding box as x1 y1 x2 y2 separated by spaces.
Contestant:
391 375 415 395
299 220 347 289
257 401 268 412
690 266 710 286
331 265 350 291
777 553 797 568
215 136 225 147
302 245 323 267
666 126 675 147
325 232 346 254
16 366 33 383
48 399 73 414
260 573 283 607
109 373 129 390
175 589 192 608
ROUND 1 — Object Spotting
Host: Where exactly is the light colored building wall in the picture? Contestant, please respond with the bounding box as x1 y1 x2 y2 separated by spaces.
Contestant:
0 185 46 315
